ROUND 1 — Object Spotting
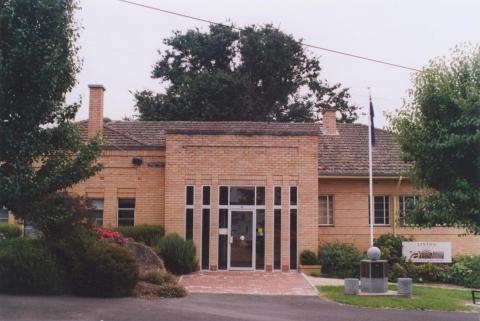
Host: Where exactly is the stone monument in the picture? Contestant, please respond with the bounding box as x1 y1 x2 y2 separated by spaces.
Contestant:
360 246 388 293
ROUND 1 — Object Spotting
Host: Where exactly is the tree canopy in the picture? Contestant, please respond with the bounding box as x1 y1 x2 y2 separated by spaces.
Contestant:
0 0 102 219
390 45 480 234
135 24 358 123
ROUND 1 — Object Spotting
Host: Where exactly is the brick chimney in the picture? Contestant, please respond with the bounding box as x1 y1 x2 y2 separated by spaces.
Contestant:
87 84 105 139
322 109 337 135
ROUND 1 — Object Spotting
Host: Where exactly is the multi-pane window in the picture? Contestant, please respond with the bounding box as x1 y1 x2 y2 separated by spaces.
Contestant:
319 195 334 226
0 206 8 223
88 199 104 226
118 198 135 226
185 186 194 240
368 195 390 225
399 195 416 225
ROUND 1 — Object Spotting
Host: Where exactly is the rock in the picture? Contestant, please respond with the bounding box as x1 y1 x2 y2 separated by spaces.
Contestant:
123 241 166 274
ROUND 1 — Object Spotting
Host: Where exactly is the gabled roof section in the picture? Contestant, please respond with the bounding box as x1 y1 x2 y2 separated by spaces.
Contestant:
318 123 410 177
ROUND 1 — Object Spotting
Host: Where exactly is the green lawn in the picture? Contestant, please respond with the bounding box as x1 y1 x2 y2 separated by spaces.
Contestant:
318 285 474 312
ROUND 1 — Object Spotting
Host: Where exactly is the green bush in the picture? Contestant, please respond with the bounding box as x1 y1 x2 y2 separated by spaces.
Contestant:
374 234 412 267
447 256 480 288
300 250 318 265
318 242 363 278
114 225 165 246
157 234 196 275
390 262 408 280
51 226 139 297
156 284 188 298
69 241 139 297
415 263 445 282
0 239 64 294
0 223 22 240
142 271 177 285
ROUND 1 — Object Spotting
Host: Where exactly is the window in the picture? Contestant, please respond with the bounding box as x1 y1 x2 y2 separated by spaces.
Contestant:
368 195 390 225
0 206 8 223
290 186 298 270
185 186 194 240
273 186 282 270
88 199 104 226
399 195 416 225
229 186 255 205
201 186 210 270
118 198 135 226
319 195 334 226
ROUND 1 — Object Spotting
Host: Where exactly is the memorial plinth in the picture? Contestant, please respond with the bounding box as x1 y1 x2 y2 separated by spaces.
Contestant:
360 259 388 293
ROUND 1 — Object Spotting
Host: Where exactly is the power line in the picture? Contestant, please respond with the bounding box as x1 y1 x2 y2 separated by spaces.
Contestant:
116 0 420 72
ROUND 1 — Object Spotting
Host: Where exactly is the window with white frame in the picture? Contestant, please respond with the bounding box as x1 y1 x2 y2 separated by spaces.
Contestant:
319 195 334 226
368 195 391 225
118 198 135 226
88 199 104 226
399 195 416 225
0 206 8 223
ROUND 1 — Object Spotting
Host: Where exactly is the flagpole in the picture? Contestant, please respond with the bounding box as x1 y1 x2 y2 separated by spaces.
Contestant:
368 89 374 248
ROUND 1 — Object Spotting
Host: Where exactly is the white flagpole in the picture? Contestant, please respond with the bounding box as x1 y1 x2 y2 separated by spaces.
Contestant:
368 89 374 248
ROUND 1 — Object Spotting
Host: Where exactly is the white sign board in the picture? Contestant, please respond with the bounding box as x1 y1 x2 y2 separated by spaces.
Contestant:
402 242 452 263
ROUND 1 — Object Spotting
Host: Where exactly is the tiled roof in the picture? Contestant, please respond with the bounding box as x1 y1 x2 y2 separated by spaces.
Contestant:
79 120 410 176
318 123 410 176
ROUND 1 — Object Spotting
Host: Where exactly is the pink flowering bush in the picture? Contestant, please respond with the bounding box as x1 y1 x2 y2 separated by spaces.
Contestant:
93 226 133 245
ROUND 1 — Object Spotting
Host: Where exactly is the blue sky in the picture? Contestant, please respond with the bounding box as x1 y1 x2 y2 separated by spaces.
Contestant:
69 0 480 127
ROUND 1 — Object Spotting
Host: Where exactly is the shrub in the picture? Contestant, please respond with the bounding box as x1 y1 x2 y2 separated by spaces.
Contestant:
415 263 444 282
95 227 132 244
156 284 188 298
0 239 64 294
69 241 139 297
0 223 22 240
114 225 165 247
26 192 95 240
447 256 480 288
300 250 318 265
390 262 408 280
142 271 177 285
318 242 363 278
51 226 139 297
157 234 196 275
374 234 412 267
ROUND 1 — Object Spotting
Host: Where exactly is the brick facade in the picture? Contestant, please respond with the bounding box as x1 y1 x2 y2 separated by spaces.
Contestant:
55 85 480 269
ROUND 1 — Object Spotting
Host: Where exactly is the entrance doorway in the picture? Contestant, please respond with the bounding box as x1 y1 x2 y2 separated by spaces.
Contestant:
229 210 254 270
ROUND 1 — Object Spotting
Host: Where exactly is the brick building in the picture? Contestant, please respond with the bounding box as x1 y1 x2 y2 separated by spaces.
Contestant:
23 84 477 271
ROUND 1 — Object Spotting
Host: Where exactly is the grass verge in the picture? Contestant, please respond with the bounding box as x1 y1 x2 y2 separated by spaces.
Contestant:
317 285 473 312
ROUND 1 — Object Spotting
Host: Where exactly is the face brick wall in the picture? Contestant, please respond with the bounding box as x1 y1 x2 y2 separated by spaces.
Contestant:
70 149 165 227
164 133 319 271
318 178 480 255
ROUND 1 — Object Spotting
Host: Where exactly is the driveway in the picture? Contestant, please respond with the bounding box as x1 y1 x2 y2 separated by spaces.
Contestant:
0 293 477 321
179 272 317 295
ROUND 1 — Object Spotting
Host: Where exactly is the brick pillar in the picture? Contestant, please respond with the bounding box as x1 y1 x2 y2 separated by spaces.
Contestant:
88 84 105 139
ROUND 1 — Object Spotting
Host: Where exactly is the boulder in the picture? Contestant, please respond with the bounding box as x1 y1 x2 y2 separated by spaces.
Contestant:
123 241 166 274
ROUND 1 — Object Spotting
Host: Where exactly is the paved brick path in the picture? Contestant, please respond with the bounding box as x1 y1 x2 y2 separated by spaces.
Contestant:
179 272 317 296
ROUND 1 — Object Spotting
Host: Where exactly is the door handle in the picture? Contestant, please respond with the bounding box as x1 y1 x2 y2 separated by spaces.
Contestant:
230 236 233 244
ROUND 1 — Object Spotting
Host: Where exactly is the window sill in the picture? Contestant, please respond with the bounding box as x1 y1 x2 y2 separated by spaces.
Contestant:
318 224 334 227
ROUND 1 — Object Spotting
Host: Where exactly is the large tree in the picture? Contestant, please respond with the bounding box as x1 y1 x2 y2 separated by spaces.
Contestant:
135 24 358 123
0 0 102 219
390 45 480 234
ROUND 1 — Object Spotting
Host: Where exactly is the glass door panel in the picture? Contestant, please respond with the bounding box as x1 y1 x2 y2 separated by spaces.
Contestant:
230 211 253 269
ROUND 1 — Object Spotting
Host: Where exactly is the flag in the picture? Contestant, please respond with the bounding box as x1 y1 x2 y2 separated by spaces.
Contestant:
369 98 376 146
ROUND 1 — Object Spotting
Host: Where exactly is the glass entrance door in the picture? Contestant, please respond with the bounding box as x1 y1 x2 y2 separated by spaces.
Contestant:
229 210 254 269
